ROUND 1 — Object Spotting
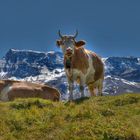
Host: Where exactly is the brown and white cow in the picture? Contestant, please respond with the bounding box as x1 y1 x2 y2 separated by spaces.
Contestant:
56 30 104 100
0 80 60 101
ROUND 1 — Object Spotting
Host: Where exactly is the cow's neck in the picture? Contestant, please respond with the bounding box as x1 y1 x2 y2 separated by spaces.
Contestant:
64 54 73 69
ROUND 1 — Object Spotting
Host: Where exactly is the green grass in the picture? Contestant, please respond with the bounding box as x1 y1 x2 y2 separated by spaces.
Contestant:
0 93 140 140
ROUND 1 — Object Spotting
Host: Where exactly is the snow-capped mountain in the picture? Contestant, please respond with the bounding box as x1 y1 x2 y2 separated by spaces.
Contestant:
104 57 140 82
0 49 140 99
2 49 63 78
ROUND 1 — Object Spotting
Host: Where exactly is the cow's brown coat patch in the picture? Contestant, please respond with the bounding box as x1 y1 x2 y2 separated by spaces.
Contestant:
71 47 89 74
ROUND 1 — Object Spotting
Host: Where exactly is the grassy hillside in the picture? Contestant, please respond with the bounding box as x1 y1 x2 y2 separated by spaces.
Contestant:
0 94 140 140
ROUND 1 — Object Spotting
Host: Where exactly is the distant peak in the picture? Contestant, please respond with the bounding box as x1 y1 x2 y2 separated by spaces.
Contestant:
6 49 62 55
9 49 45 54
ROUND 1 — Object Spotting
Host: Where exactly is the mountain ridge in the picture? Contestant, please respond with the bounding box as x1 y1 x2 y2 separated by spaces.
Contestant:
0 49 140 99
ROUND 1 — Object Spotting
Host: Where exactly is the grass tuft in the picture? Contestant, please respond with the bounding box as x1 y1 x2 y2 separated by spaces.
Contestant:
10 98 53 110
113 96 139 106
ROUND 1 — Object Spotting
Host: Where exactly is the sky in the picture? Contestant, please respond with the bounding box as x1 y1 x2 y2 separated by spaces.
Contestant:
0 0 140 58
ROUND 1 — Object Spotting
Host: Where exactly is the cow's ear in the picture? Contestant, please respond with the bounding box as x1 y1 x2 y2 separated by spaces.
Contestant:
56 40 62 47
75 40 86 47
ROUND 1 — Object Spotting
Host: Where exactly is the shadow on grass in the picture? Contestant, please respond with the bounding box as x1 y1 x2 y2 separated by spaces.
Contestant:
64 97 90 106
74 97 90 104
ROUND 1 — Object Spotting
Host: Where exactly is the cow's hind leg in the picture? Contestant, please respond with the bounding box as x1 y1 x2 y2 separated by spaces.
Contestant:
94 78 103 96
88 83 96 96
79 77 85 98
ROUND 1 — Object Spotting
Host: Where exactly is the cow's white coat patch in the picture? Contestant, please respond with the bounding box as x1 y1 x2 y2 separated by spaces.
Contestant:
0 84 12 101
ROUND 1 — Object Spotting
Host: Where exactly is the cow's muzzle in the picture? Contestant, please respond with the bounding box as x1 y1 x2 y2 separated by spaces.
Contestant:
66 48 73 56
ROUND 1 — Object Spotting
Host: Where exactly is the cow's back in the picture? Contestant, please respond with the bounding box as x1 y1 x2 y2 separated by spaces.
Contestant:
8 82 60 101
0 80 60 101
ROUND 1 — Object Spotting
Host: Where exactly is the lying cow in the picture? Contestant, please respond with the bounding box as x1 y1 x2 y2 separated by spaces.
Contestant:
56 30 104 100
0 80 60 101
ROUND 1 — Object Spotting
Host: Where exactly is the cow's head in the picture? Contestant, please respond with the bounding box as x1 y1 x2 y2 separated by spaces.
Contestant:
56 30 86 56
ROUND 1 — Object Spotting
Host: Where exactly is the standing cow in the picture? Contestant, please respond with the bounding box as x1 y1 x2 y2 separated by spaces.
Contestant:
56 30 104 100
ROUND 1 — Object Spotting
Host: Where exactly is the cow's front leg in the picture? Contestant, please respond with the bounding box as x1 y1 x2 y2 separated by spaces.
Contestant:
80 78 85 98
79 85 84 98
68 81 74 101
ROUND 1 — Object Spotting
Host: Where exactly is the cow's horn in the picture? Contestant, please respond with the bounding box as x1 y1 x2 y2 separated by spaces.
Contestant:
73 30 78 38
58 30 63 38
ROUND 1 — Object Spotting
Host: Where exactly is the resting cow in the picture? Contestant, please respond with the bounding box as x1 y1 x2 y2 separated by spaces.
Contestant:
0 80 60 101
56 30 104 100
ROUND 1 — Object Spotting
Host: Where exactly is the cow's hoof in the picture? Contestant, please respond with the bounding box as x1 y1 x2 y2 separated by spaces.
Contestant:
69 97 73 101
81 95 85 98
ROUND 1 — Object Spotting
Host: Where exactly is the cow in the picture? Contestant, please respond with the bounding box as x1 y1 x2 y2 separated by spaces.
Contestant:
56 30 104 100
0 80 60 101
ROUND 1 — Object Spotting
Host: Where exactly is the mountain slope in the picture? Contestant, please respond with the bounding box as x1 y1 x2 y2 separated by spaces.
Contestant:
0 94 140 140
104 57 140 82
2 49 63 78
